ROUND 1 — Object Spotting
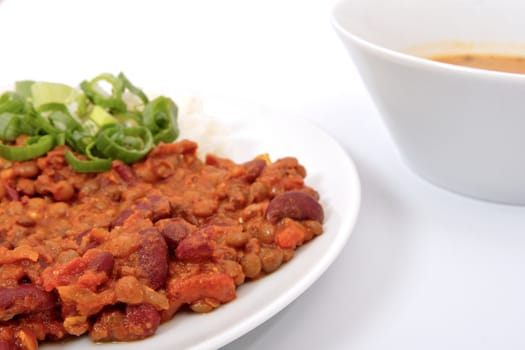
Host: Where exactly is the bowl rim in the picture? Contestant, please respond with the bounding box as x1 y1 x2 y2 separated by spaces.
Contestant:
330 0 525 82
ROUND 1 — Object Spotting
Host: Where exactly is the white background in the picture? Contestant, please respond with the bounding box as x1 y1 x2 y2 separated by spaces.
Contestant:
1 0 525 349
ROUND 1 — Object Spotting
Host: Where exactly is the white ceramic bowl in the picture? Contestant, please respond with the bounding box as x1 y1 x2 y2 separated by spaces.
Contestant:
331 0 525 205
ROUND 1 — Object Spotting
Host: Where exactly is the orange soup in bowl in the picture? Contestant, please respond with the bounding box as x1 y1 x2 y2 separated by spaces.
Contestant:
428 53 525 74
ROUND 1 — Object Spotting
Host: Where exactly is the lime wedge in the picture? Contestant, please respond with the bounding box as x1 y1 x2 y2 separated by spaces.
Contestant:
15 80 35 99
31 82 82 109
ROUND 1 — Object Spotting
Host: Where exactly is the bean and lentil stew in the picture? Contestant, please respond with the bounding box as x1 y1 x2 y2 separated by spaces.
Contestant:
0 136 324 348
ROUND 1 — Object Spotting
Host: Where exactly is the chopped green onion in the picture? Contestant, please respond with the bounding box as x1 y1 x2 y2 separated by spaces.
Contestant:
0 134 55 161
142 96 179 144
55 133 66 146
37 103 82 131
114 111 142 127
0 113 22 142
0 92 27 114
118 72 149 105
0 113 35 142
0 72 180 172
95 126 153 164
65 129 94 154
81 119 99 136
80 73 127 113
65 149 112 173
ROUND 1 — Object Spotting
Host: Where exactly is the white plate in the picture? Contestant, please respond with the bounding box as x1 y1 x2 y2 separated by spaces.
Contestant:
36 95 361 350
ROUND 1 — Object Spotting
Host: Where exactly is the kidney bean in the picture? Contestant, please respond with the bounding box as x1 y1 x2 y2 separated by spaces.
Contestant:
241 159 267 182
175 227 214 262
74 229 91 246
111 194 172 229
137 228 168 290
0 285 56 321
110 209 133 229
138 195 172 221
113 161 135 184
0 340 17 350
266 191 324 224
4 184 19 201
125 304 161 337
87 251 114 276
155 218 196 249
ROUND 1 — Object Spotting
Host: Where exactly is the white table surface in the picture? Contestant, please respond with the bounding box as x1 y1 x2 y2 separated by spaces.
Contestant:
1 0 525 349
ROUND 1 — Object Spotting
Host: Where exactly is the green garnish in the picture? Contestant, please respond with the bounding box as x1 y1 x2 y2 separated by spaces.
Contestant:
0 73 179 172
95 125 154 165
80 73 127 113
65 149 112 173
0 135 55 161
142 96 179 144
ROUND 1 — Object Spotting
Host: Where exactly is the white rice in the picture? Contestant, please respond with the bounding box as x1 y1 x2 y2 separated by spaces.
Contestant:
176 96 235 159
